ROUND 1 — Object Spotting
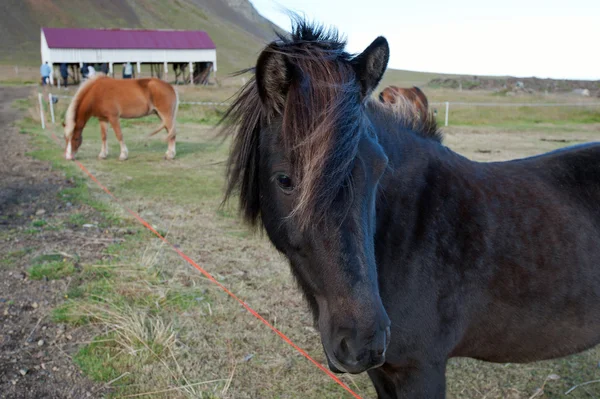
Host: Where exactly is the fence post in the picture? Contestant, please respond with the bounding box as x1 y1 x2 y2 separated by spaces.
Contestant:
444 101 449 127
48 93 55 124
38 93 45 130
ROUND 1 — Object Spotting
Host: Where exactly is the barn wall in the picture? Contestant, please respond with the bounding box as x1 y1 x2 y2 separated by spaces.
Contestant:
40 33 217 70
40 32 50 63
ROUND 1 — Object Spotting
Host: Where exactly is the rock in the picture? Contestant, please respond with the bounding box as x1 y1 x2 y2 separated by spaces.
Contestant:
19 368 28 376
37 339 44 346
32 302 38 309
82 224 96 228
35 209 46 216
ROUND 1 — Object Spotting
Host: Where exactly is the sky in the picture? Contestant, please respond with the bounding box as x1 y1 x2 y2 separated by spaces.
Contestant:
249 0 600 80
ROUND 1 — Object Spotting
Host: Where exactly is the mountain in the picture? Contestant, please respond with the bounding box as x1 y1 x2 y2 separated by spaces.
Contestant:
0 0 282 74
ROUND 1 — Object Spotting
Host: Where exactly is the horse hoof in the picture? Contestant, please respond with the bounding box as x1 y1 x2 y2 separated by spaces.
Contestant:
98 154 107 160
119 155 128 161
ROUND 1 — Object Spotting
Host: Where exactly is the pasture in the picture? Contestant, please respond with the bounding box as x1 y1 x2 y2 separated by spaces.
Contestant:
4 81 600 398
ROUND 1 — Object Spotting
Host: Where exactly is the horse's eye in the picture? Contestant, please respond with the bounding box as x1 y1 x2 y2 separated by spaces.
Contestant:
276 174 294 193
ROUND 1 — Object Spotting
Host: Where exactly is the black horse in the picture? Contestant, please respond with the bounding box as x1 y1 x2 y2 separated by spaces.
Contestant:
222 19 600 398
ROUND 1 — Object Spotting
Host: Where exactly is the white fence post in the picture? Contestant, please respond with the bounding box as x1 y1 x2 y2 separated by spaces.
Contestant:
445 101 449 127
48 93 55 124
38 93 45 130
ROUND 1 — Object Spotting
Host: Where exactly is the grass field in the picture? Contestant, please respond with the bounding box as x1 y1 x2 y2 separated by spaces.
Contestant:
14 84 600 398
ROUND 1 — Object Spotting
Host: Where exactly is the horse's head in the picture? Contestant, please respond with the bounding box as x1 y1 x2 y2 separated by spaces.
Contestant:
64 125 83 161
379 86 430 124
63 115 83 160
224 20 391 374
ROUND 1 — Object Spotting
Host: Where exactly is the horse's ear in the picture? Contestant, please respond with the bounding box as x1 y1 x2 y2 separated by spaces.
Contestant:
351 37 390 99
255 45 290 111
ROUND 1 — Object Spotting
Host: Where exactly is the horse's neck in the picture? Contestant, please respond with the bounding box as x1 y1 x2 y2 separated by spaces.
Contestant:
373 117 470 225
374 117 447 173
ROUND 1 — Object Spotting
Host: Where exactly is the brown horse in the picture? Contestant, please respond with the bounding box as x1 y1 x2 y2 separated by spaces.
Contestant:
63 75 179 161
379 86 429 125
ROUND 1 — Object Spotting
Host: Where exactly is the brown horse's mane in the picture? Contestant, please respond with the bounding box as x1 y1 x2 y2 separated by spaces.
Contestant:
64 74 107 140
372 97 442 143
377 86 442 142
222 19 442 228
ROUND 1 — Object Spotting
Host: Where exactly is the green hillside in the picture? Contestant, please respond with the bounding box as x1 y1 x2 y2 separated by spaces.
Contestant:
0 0 281 74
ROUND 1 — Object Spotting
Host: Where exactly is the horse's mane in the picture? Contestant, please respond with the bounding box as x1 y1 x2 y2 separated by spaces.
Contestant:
222 19 442 229
64 74 106 139
377 86 442 142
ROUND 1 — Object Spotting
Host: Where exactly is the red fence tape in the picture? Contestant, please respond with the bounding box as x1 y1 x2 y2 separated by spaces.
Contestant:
50 132 363 399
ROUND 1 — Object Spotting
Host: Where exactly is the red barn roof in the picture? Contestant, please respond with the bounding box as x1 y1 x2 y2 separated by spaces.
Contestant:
42 28 216 50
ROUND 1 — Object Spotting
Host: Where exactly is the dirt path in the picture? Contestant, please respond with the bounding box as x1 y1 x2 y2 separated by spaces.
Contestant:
0 86 108 398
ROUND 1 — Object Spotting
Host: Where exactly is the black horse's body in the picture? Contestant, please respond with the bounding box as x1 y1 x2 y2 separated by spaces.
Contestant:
370 112 600 395
223 19 600 398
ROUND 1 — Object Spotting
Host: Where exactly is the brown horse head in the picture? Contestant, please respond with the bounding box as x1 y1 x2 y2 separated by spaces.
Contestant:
378 86 429 123
63 76 102 160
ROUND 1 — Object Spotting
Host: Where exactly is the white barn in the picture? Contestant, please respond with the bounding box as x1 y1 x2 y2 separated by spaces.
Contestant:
40 27 217 85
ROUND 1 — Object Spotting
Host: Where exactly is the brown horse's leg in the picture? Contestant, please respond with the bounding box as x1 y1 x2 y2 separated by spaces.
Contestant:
98 120 108 159
109 118 128 161
156 110 176 160
165 117 176 160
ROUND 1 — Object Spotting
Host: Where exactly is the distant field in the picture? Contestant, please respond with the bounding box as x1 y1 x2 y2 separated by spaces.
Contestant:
10 82 599 398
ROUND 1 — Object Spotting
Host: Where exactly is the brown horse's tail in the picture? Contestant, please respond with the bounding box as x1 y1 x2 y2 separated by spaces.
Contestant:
165 88 179 141
147 122 166 137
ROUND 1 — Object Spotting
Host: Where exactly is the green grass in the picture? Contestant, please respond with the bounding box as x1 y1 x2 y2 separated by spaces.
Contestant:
31 219 47 227
439 105 600 127
73 336 124 382
68 213 87 227
0 247 34 268
28 258 76 280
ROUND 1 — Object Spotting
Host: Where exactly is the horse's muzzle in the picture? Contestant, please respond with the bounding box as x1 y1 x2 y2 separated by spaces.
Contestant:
327 325 390 374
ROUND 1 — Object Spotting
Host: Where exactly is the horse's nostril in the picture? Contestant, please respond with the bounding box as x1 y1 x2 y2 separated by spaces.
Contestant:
339 337 349 356
376 347 385 356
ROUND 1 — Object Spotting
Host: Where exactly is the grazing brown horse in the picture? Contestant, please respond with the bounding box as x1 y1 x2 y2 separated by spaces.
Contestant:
223 18 600 398
63 75 179 161
379 85 429 125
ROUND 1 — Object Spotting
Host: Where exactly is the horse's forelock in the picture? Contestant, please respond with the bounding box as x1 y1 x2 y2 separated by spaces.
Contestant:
223 19 364 230
282 55 362 229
